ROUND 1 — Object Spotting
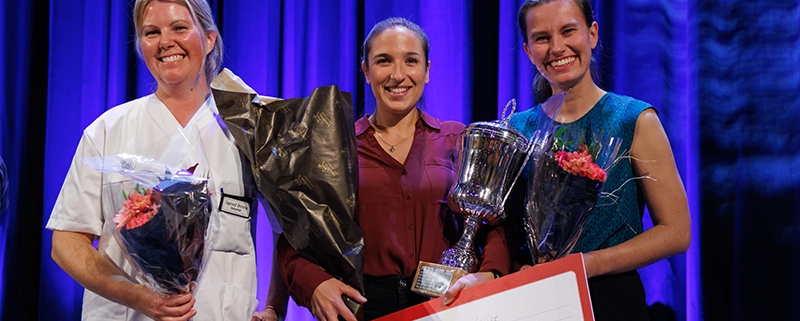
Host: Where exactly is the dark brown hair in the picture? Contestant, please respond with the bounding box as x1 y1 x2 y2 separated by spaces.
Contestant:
361 17 430 66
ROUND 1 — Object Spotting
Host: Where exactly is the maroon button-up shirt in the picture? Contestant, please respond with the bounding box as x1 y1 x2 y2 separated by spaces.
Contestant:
278 111 510 308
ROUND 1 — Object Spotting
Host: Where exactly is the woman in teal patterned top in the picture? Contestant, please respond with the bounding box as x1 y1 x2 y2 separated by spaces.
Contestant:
508 0 691 320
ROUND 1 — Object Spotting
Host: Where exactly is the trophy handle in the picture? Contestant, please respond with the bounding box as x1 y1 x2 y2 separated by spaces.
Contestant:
439 215 481 273
500 99 517 123
499 133 539 208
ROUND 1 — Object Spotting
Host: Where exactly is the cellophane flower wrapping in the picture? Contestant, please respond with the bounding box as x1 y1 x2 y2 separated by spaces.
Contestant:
89 155 212 296
524 123 622 265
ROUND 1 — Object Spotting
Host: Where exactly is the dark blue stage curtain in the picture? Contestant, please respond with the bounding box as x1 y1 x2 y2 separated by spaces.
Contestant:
0 0 796 320
697 1 800 320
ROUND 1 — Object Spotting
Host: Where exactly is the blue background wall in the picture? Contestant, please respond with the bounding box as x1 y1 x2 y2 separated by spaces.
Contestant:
1 0 798 320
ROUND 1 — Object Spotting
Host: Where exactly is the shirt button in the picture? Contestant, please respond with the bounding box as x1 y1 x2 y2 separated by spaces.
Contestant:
405 194 411 199
407 223 413 229
410 254 415 259
401 170 407 175
398 279 407 287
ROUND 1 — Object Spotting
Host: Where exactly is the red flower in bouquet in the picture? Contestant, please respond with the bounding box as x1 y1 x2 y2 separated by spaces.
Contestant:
115 185 162 231
553 144 607 182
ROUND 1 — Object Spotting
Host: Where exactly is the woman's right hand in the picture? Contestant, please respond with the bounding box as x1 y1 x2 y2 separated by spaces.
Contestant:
251 306 281 321
310 278 367 321
50 230 196 321
129 285 196 321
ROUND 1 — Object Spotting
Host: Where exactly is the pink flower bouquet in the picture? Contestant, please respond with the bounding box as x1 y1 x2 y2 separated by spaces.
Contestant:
523 133 622 264
86 155 212 296
114 185 162 230
106 175 210 296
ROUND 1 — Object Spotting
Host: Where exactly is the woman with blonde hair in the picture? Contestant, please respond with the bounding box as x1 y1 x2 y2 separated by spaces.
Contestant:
47 1 260 320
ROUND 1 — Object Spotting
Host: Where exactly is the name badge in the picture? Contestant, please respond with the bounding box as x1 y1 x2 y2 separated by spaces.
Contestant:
219 190 252 218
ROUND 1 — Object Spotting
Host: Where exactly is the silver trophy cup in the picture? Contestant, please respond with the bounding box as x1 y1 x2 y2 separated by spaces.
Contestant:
411 100 534 297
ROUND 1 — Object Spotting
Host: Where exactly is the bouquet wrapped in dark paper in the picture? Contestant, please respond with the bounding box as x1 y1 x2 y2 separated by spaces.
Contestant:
84 155 212 296
524 123 623 264
210 69 364 311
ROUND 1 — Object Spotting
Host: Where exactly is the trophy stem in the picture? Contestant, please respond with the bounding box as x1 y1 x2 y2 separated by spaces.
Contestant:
455 215 480 252
439 215 481 272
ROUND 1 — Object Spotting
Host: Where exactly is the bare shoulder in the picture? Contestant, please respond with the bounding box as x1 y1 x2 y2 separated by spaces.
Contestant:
631 108 672 158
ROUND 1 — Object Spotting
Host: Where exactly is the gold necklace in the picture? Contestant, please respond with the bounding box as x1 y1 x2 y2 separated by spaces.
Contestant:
369 113 418 153
370 121 414 153
373 130 414 153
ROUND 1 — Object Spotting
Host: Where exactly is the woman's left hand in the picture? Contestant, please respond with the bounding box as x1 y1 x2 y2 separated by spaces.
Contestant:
441 271 496 305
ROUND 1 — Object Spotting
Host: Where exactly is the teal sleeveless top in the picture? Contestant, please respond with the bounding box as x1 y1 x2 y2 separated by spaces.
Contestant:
508 92 652 253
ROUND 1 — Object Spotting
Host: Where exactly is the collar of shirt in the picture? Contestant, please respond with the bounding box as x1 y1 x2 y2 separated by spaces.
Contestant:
354 109 442 136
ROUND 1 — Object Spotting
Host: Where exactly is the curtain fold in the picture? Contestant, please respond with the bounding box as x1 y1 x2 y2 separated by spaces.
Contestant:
605 1 696 319
698 1 800 320
362 1 472 121
1 0 796 320
38 2 137 319
2 0 49 320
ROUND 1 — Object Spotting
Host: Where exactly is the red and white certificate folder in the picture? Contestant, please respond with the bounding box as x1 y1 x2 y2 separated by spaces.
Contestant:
376 253 594 321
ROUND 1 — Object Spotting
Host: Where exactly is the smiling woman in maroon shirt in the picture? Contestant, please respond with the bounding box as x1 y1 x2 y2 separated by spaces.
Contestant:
273 17 510 321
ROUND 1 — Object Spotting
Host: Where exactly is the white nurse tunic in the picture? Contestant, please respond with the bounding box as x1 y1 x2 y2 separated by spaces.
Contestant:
47 94 260 321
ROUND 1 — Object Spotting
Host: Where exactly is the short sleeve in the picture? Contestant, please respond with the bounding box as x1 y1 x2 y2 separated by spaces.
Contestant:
46 130 106 236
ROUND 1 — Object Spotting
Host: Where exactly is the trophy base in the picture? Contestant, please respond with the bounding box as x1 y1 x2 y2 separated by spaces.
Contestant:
410 261 468 297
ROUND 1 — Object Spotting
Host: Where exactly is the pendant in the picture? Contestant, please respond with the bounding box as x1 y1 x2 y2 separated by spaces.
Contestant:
389 146 396 153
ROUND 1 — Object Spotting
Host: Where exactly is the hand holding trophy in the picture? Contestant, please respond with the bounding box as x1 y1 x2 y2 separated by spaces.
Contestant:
410 93 566 297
